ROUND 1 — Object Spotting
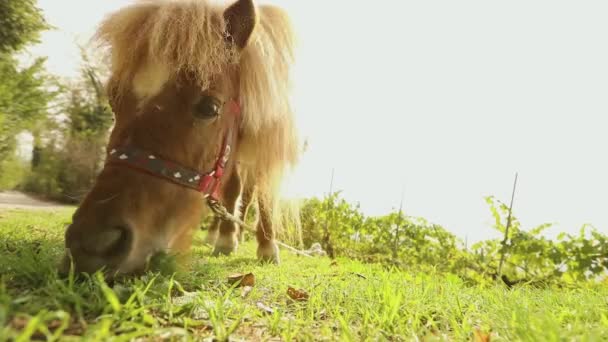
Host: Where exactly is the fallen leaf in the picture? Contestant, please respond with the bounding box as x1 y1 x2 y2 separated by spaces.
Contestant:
287 287 309 302
10 316 83 338
241 285 253 298
473 329 491 342
227 273 255 287
10 316 29 330
256 302 274 315
191 323 213 334
46 319 63 330
63 322 85 336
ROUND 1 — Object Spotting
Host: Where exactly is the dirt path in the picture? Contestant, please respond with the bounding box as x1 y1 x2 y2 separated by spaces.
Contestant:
0 191 72 210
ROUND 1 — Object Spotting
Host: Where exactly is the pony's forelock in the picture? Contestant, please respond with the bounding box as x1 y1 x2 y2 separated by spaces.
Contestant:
95 0 237 96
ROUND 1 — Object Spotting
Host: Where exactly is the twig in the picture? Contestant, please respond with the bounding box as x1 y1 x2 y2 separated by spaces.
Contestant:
322 168 335 258
392 185 405 261
497 172 519 280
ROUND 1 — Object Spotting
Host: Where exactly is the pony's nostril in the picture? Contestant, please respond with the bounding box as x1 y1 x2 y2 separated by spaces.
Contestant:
85 225 132 257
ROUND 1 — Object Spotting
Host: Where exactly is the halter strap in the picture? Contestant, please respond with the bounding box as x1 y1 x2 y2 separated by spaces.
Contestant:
105 100 241 200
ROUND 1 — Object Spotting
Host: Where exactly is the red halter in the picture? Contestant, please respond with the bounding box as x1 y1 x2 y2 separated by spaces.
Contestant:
106 100 241 201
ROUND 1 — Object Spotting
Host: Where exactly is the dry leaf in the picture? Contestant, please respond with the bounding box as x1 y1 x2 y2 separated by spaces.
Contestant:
256 302 274 315
473 329 491 342
46 319 64 330
227 273 255 287
241 285 253 298
11 316 83 338
64 319 86 336
287 287 309 302
64 323 85 336
10 316 29 330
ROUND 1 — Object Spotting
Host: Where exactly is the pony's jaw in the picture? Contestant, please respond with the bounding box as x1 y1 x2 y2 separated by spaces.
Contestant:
59 167 204 278
60 217 193 277
60 222 166 277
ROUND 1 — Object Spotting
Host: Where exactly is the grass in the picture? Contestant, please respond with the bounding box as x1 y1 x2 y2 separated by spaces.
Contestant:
1 209 608 341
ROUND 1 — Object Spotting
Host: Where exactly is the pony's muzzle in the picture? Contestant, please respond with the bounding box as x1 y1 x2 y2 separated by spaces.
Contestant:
60 222 133 276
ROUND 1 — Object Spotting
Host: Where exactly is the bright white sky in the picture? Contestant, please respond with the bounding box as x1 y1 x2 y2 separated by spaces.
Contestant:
26 0 608 242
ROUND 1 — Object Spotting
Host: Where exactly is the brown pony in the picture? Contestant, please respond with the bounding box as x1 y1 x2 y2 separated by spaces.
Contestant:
60 0 299 276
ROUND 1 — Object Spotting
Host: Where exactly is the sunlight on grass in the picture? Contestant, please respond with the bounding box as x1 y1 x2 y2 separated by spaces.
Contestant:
1 209 607 340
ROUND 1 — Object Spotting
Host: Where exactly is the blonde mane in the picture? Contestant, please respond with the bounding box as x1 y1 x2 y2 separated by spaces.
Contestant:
95 0 300 209
237 4 299 200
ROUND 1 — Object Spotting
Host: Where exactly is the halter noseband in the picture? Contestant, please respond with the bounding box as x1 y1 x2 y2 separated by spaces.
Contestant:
105 100 241 201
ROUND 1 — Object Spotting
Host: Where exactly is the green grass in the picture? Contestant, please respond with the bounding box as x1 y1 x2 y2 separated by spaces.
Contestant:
1 209 607 341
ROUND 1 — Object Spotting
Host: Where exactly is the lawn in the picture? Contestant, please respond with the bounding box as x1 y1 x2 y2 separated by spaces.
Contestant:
1 209 607 341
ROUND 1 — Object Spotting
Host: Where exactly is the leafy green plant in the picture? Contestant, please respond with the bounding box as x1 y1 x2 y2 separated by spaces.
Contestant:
300 191 607 286
469 196 608 285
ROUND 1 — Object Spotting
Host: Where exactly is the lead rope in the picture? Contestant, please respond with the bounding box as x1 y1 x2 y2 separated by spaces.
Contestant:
206 198 312 258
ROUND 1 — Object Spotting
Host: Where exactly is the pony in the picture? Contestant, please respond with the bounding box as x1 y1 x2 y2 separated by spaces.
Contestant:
59 0 300 277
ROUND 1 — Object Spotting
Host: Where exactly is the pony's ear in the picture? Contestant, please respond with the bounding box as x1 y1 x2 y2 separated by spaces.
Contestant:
224 0 257 49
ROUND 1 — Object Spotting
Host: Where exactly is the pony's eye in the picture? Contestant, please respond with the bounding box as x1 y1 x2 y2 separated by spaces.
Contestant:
194 96 221 119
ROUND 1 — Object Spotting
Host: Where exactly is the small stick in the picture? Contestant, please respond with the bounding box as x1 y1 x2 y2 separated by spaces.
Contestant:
322 168 336 258
497 172 519 280
392 185 406 261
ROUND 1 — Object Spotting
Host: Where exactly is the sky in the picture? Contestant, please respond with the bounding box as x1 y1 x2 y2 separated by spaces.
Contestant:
24 0 608 243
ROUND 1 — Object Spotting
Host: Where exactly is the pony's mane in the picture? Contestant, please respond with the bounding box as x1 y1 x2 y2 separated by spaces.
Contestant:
96 0 300 201
237 4 299 197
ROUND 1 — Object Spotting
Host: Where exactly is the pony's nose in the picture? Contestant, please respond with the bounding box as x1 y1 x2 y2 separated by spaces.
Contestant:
63 223 133 273
81 225 132 256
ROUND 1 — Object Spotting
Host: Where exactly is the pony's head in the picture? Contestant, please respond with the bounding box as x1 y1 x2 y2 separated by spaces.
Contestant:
60 0 298 277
